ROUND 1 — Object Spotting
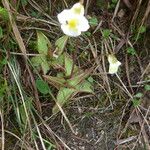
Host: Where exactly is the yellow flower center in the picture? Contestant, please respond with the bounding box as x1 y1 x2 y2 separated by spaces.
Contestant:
67 18 78 29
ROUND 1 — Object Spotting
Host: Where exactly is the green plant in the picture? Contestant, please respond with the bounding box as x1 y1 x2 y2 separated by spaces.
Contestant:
31 31 52 74
0 6 9 20
36 79 50 94
132 92 143 107
131 25 147 42
109 0 118 10
0 26 3 38
89 17 98 26
44 52 93 114
144 84 150 91
127 47 136 55
102 29 112 39
30 29 94 114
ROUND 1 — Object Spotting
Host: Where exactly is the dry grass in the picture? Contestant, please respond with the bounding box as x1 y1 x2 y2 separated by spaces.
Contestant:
0 0 149 149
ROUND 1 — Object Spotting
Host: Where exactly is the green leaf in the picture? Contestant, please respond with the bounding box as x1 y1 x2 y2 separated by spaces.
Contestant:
67 72 89 87
0 58 7 65
144 84 150 91
31 56 43 67
84 31 91 37
0 6 9 20
0 27 3 39
36 79 50 94
37 31 52 55
64 53 74 77
21 0 28 6
89 17 98 26
52 79 93 114
52 87 76 114
112 0 118 4
77 80 93 93
43 75 66 89
31 55 50 74
139 26 146 34
87 76 94 83
19 99 32 124
132 99 141 107
127 47 136 55
19 106 27 125
51 72 93 114
134 93 143 98
52 54 64 67
102 29 112 39
41 59 50 75
55 35 68 56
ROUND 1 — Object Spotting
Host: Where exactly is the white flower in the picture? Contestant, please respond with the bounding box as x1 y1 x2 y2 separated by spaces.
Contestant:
108 54 121 74
57 3 89 37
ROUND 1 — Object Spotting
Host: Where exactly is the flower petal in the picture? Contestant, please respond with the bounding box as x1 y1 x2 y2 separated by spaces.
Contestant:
78 16 90 32
71 3 84 16
108 54 121 74
61 24 81 37
57 9 72 24
109 62 121 74
108 54 118 64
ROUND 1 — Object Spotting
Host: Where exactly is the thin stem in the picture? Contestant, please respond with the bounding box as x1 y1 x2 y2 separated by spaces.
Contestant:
116 73 133 99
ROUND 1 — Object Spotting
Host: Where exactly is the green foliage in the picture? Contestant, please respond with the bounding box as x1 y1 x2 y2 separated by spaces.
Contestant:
21 0 28 6
135 26 147 41
30 10 40 18
102 29 112 39
43 139 56 150
0 6 9 20
139 26 146 34
0 78 7 100
55 35 68 56
76 80 93 93
134 92 143 98
64 53 74 77
89 17 98 26
144 84 150 91
36 79 50 94
44 53 93 114
127 47 136 55
43 75 66 89
109 0 118 9
87 76 94 83
132 92 143 107
19 99 32 124
31 31 52 74
84 31 91 37
33 133 56 149
131 25 147 42
31 56 50 74
0 58 7 101
52 87 76 113
112 0 118 3
52 75 93 114
132 99 141 107
0 27 3 38
67 72 89 87
37 31 51 55
0 57 7 67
